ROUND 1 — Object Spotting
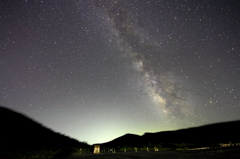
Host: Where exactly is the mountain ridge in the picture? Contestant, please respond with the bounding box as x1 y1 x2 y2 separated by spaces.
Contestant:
0 106 89 155
96 120 240 148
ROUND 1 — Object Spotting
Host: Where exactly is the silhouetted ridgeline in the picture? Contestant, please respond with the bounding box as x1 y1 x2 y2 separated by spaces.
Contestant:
0 106 89 158
98 120 240 149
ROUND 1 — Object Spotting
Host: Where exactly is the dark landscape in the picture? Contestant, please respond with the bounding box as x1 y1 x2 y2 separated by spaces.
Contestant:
1 106 240 159
0 106 90 159
97 120 240 150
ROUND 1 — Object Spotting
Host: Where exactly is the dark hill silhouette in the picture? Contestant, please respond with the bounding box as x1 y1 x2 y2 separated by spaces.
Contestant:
142 120 240 147
0 106 89 158
99 133 142 148
98 120 240 149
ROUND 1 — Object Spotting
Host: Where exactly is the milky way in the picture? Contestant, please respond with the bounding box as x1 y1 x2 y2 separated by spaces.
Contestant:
0 0 239 144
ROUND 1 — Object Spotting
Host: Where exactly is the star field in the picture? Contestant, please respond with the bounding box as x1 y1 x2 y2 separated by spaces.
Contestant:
0 0 239 144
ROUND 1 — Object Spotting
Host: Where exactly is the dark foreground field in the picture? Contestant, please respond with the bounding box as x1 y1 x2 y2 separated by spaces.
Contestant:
67 149 240 159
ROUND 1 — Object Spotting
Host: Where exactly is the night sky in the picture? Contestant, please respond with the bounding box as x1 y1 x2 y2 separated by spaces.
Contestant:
1 0 239 145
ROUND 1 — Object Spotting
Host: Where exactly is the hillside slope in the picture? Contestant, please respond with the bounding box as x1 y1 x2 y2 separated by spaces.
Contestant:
0 106 89 157
99 120 240 148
